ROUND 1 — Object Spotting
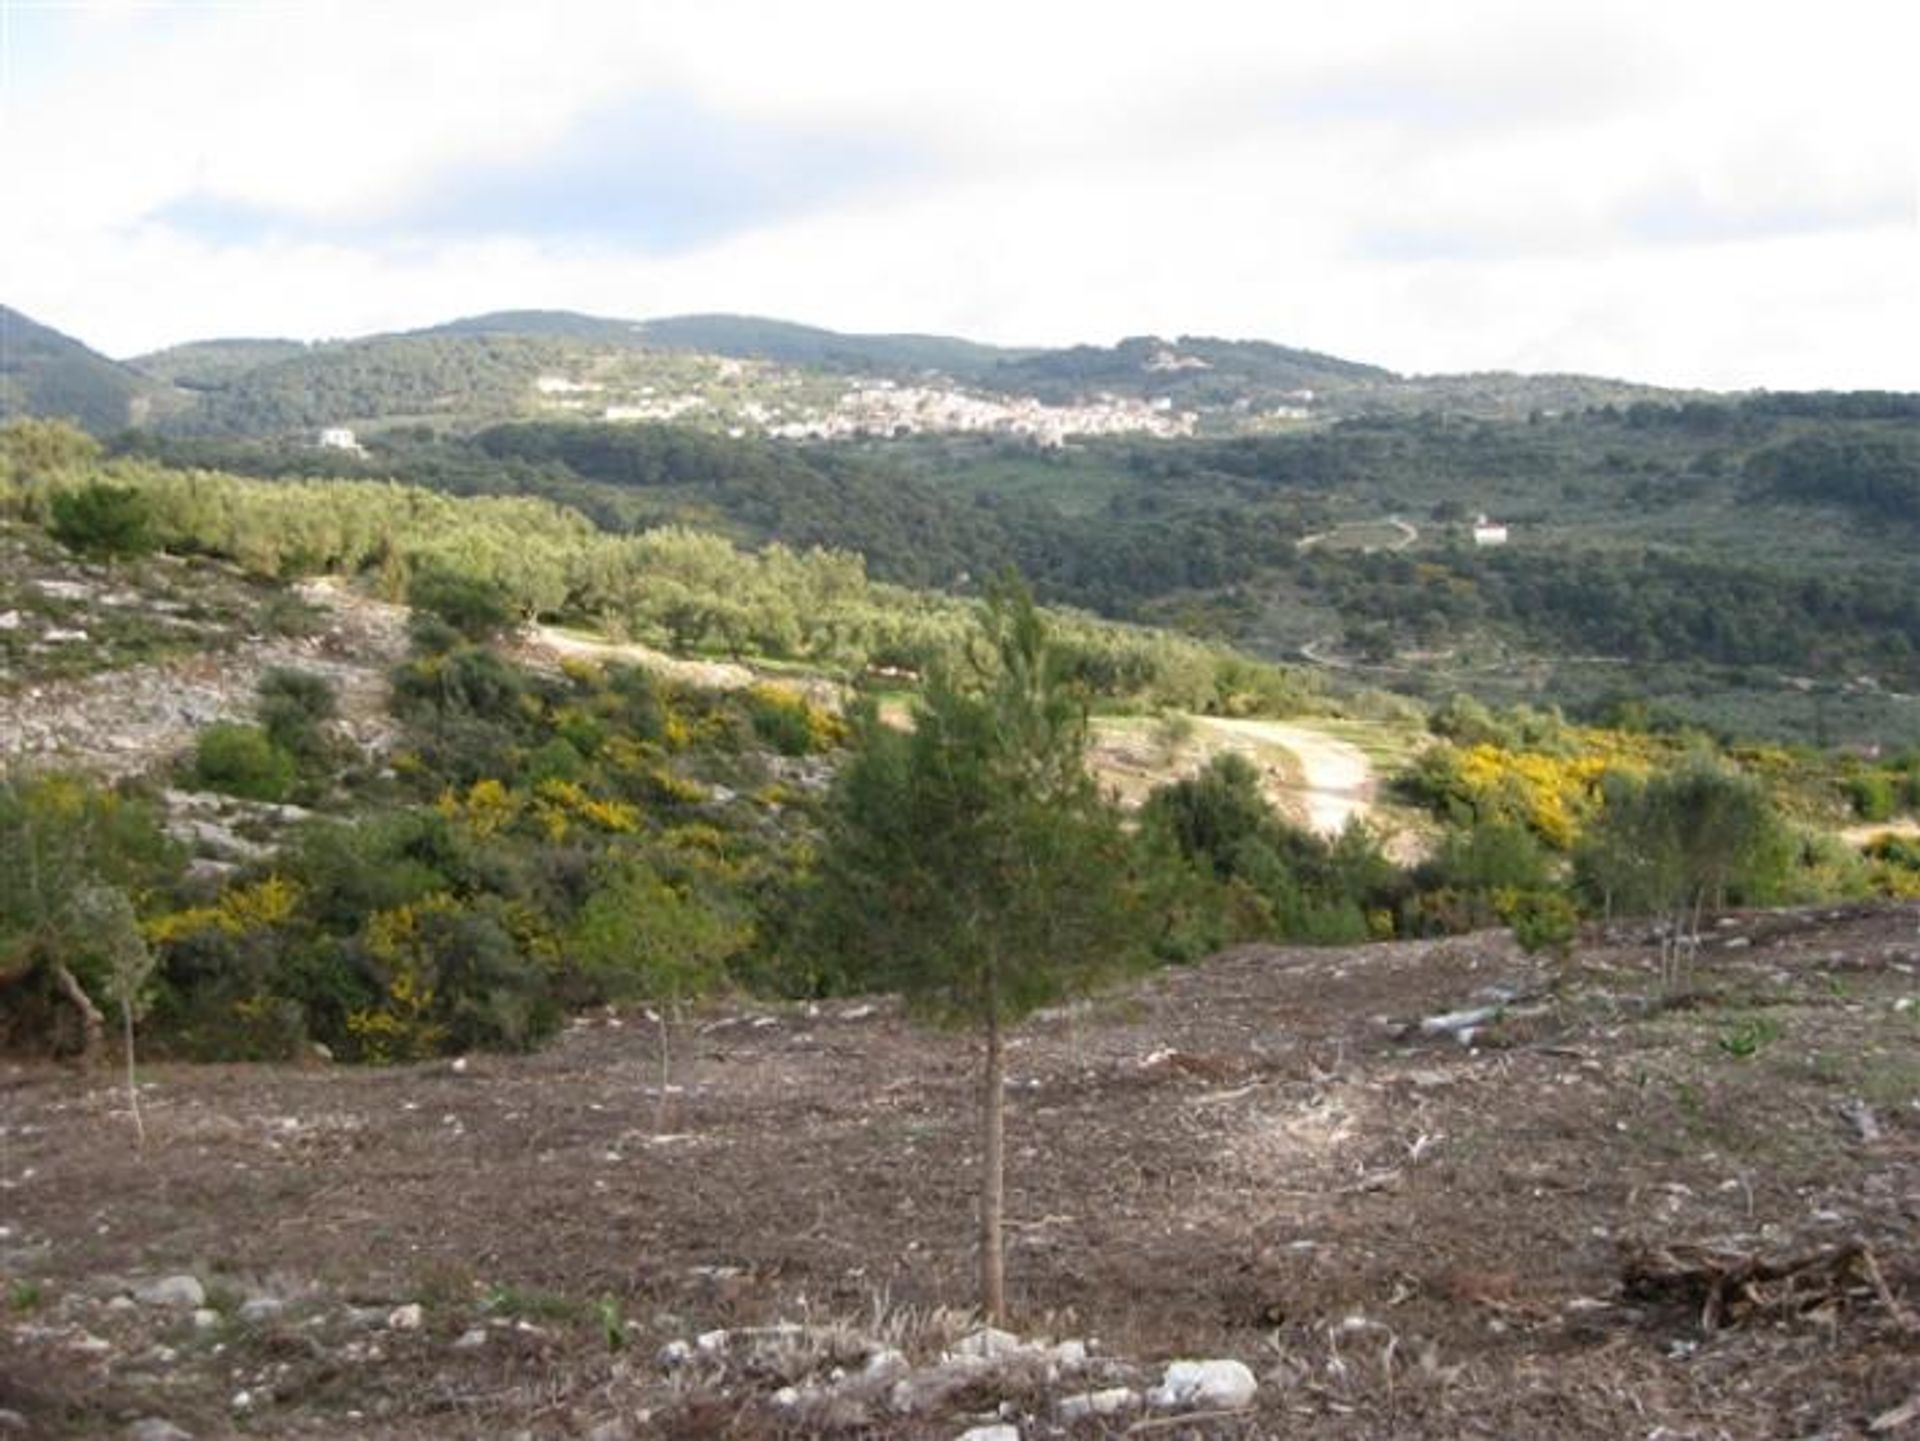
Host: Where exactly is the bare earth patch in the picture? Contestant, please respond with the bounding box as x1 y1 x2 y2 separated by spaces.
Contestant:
3 904 1918 1437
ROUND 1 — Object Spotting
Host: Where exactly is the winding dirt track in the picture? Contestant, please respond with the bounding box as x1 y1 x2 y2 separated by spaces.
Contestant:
1196 717 1377 835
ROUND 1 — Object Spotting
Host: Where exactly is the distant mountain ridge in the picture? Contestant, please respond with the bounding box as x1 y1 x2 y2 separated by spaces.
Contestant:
3 301 1712 437
0 305 172 432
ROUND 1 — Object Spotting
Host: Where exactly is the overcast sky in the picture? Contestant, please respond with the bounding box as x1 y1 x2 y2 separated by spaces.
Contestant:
4 0 1916 389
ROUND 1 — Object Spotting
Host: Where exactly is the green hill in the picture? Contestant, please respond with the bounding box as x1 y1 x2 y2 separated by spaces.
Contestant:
634 312 1037 378
410 309 652 346
0 305 172 433
160 333 590 435
5 306 1696 438
130 337 314 391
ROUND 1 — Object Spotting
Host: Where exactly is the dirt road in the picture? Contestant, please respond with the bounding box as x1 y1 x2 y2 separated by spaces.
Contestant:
522 625 845 710
1198 717 1377 834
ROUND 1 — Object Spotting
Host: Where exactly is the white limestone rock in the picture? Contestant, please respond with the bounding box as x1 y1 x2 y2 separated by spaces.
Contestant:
134 1276 205 1310
1148 1357 1257 1411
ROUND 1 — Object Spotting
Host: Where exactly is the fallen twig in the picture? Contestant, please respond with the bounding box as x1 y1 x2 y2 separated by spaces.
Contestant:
1858 1245 1917 1333
1126 1406 1256 1434
1871 1392 1920 1433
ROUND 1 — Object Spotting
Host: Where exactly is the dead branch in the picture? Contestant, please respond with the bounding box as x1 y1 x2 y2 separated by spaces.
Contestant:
1620 1239 1913 1333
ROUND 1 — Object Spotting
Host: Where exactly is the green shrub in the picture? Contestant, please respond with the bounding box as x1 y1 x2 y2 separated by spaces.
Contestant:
346 897 560 1060
1505 890 1579 957
1846 773 1896 822
392 646 526 723
1139 752 1273 879
48 482 155 558
0 773 178 1054
407 568 514 640
257 668 337 763
1430 818 1554 895
745 687 819 756
288 812 462 929
191 723 297 802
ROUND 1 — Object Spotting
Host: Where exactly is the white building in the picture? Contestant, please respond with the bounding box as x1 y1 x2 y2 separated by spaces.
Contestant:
318 427 364 453
1471 514 1509 546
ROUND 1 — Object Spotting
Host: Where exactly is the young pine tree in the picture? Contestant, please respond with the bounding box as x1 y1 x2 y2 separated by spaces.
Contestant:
806 579 1145 1322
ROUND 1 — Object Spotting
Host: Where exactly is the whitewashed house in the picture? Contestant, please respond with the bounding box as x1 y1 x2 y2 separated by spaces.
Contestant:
1471 514 1509 546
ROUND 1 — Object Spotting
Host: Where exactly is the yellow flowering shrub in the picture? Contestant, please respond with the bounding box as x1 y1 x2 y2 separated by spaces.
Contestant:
345 895 457 1062
438 777 519 837
145 875 302 944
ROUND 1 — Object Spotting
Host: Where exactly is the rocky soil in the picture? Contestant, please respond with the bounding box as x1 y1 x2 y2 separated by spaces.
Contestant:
1 566 406 782
3 904 1917 1438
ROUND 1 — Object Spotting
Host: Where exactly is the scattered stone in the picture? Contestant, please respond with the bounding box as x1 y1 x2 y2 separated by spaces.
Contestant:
1148 1358 1257 1411
237 1296 286 1324
452 1327 488 1350
585 1420 632 1441
192 1308 220 1331
1841 1099 1884 1144
1419 1006 1502 1043
955 1427 1019 1441
0 612 20 631
134 1275 205 1309
127 1421 194 1441
0 1410 26 1434
387 1303 424 1331
657 1338 693 1367
1059 1387 1138 1421
230 1390 253 1412
947 1326 1023 1361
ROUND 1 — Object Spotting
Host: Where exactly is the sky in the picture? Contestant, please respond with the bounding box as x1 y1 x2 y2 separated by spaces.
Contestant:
2 0 1916 390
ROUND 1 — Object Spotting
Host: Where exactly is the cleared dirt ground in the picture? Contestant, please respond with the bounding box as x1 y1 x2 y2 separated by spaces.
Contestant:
4 904 1919 1438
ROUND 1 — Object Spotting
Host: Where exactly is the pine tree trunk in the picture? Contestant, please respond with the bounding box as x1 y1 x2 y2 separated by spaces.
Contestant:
979 977 1007 1325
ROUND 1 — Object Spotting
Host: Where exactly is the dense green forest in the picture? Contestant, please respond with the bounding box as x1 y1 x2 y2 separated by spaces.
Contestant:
153 334 583 434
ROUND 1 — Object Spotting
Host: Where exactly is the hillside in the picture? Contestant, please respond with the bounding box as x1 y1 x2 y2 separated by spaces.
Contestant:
129 337 314 391
6 407 1920 1437
0 305 172 433
634 311 1037 379
410 309 651 345
7 307 1691 440
6 905 1917 1437
111 381 1920 747
156 332 587 434
989 332 1394 407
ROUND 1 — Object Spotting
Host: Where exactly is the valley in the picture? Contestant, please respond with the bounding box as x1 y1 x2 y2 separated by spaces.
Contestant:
3 304 1918 1440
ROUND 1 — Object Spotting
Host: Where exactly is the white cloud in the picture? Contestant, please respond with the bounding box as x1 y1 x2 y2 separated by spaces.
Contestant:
3 0 1915 389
